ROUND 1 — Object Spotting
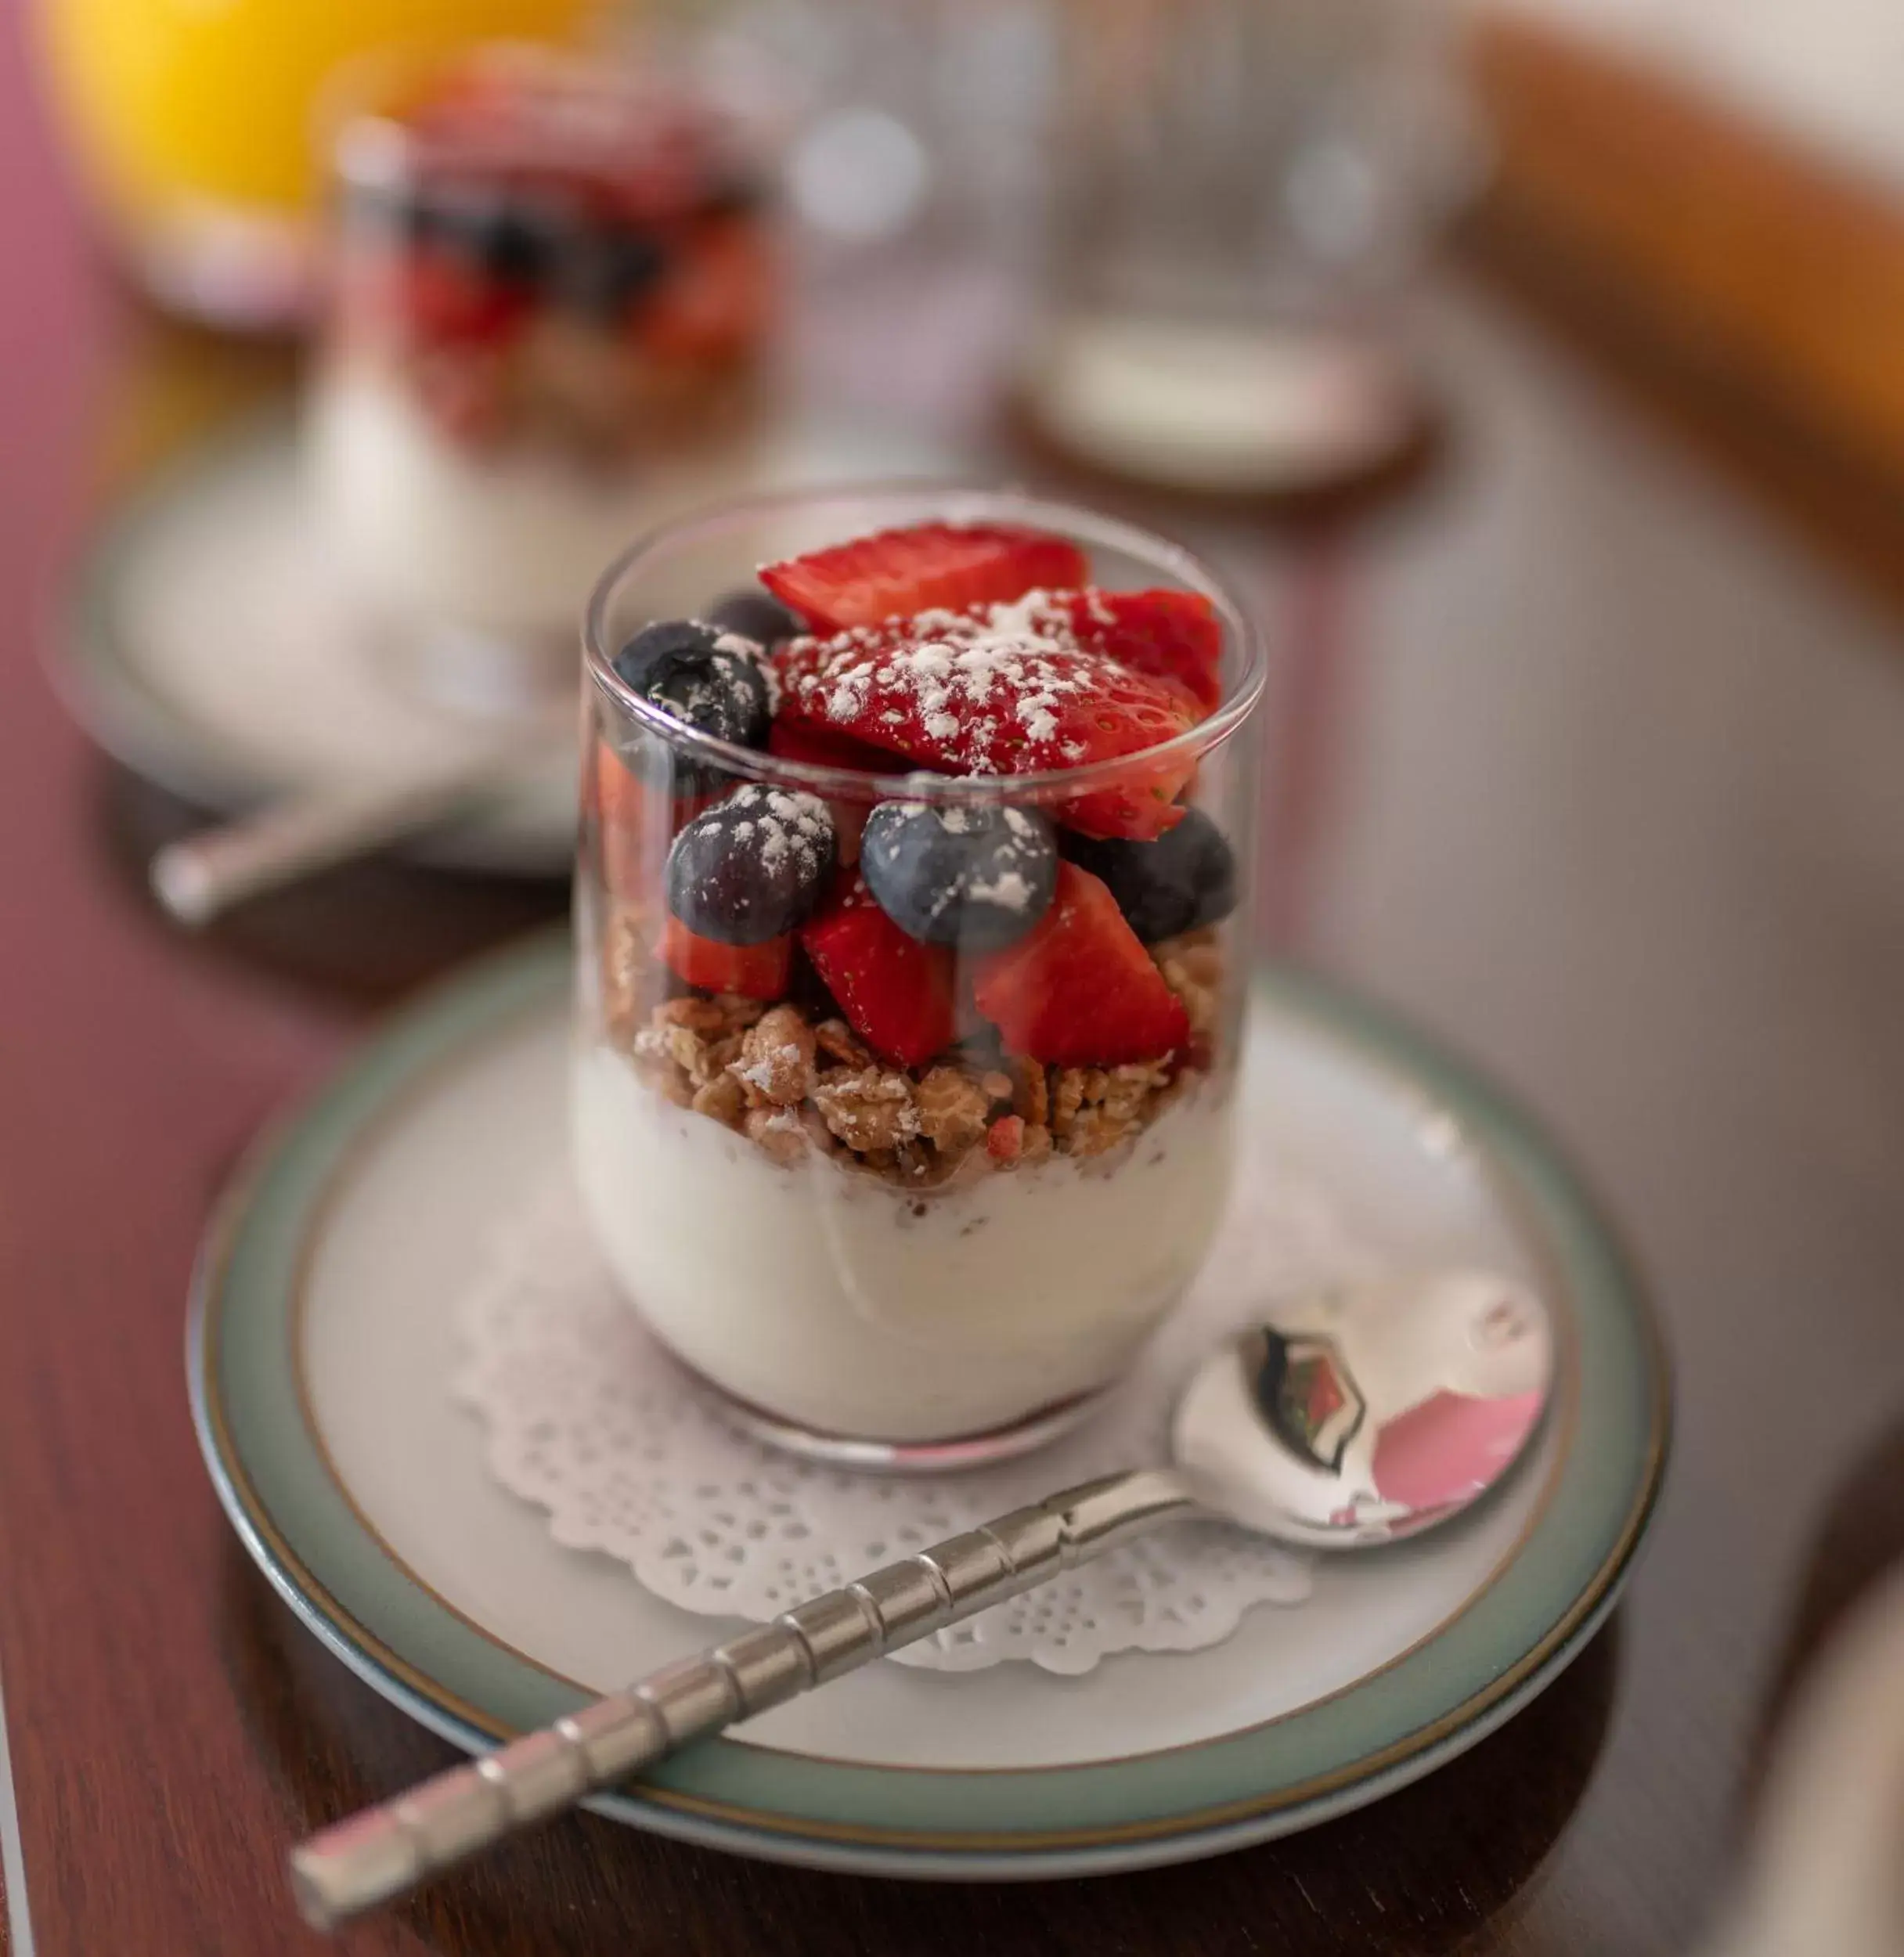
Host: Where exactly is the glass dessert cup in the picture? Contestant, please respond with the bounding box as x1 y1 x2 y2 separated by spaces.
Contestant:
574 485 1266 1468
306 43 776 712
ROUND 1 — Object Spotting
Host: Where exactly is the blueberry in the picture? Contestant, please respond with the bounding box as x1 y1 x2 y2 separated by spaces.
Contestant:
611 618 773 751
437 182 574 285
706 588 802 648
563 225 667 323
665 784 837 944
1064 809 1238 942
861 802 1058 950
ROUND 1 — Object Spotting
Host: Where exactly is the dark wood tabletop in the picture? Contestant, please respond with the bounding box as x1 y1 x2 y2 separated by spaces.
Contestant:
6 20 1904 1957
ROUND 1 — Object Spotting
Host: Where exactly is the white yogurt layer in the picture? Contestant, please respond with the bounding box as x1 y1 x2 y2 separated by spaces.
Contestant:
572 1043 1235 1443
306 366 655 643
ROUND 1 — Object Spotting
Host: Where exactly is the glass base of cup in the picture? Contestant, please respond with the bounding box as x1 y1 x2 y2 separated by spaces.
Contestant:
676 1361 1112 1476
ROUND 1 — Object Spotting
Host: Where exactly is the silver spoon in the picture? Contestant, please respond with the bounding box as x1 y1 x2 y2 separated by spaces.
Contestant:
148 733 568 928
290 1268 1553 1929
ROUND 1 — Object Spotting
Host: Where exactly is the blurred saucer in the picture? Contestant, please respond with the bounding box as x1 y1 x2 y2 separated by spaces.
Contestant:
54 412 968 878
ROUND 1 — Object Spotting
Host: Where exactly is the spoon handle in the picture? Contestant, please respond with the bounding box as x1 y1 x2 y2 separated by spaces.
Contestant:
290 1467 1192 1929
148 744 540 928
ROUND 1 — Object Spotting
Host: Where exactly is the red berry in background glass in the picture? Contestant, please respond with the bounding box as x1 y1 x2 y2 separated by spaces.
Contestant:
972 862 1190 1066
392 249 529 345
659 917 792 1000
760 522 1089 632
800 871 957 1068
636 217 773 364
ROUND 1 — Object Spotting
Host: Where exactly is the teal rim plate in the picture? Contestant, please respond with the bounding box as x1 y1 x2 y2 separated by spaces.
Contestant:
189 932 1669 1880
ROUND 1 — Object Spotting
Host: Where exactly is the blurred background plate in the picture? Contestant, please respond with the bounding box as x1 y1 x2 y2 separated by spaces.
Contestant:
53 409 970 878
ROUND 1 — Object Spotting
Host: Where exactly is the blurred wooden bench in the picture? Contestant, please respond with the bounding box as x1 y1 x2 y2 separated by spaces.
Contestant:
1472 14 1904 494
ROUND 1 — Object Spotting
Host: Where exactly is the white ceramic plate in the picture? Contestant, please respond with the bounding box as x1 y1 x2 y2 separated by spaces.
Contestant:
190 936 1668 1877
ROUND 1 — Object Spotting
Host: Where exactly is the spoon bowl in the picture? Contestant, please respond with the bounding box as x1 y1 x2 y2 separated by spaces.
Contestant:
1175 1270 1552 1546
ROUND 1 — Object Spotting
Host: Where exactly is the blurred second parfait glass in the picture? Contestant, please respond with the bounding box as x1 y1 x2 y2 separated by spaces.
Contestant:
308 44 777 705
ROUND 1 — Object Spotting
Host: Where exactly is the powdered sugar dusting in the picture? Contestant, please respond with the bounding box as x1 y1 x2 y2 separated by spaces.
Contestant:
735 1049 804 1093
860 800 1057 933
774 591 1185 776
967 868 1032 910
717 784 834 879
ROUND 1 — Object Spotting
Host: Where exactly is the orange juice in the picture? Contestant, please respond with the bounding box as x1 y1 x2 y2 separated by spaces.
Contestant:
34 0 596 325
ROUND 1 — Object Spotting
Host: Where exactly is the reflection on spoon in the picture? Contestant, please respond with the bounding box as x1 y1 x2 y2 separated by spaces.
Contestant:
1178 1271 1553 1544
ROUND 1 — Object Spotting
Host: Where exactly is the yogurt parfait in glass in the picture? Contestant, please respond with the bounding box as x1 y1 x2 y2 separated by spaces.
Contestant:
308 44 774 700
574 488 1265 1465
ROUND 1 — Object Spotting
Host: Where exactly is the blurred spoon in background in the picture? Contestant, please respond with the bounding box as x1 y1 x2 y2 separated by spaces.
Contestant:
150 730 567 927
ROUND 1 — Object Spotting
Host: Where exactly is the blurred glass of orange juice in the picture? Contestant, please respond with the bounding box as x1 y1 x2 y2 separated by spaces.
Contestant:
34 0 597 330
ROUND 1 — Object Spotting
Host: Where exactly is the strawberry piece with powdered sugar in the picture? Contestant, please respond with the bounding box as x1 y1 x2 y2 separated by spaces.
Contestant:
771 590 1202 839
1059 589 1224 715
760 523 1088 632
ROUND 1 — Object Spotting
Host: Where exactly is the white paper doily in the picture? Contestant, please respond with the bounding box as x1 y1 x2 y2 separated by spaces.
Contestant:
454 1131 1386 1674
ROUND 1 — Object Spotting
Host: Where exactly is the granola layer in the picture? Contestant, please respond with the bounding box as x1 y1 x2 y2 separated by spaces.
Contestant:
598 903 1226 1189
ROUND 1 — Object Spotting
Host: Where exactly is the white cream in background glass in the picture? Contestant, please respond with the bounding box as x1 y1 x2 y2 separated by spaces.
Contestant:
572 487 1266 1462
307 44 775 704
1024 0 1477 492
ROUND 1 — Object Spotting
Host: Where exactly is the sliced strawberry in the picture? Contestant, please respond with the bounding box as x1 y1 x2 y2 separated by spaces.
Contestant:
800 871 956 1067
1062 589 1223 715
972 863 1189 1065
766 719 903 773
660 916 792 999
772 596 1197 839
593 737 653 900
592 739 722 900
760 523 1088 632
1058 759 1192 843
635 215 774 364
388 249 530 347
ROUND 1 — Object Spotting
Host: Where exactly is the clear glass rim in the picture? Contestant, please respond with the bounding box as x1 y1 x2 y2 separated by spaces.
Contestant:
322 41 741 193
580 481 1269 806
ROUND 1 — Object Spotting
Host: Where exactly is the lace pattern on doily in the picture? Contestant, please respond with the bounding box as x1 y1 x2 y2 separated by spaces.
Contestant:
453 1133 1384 1673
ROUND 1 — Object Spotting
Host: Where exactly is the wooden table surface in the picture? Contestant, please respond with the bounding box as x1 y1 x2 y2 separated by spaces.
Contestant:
6 21 1904 1957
